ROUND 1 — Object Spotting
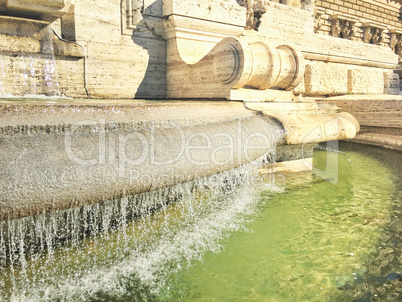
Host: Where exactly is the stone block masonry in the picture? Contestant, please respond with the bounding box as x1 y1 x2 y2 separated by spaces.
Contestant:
320 95 402 150
347 69 385 94
304 61 391 96
305 61 348 96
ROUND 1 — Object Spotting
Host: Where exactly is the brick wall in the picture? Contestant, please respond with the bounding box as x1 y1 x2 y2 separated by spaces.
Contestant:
315 0 402 49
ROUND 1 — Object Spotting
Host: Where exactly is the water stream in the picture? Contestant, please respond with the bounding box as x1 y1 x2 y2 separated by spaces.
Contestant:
0 26 60 97
0 153 275 301
0 142 400 301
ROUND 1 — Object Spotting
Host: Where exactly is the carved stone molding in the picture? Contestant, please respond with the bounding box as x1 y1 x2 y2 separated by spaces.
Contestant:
363 22 387 45
163 0 306 100
331 14 358 40
163 0 247 64
165 36 305 100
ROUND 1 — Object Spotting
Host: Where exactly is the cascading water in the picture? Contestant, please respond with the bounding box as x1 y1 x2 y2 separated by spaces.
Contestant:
0 150 281 301
0 25 60 97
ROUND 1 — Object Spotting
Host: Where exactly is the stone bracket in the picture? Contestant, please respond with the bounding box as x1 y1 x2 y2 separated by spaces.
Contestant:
331 13 358 40
363 22 387 45
163 0 305 101
389 28 402 58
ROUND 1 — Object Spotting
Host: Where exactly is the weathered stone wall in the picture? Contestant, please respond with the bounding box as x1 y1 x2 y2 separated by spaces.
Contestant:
84 0 399 99
61 0 166 99
56 56 86 98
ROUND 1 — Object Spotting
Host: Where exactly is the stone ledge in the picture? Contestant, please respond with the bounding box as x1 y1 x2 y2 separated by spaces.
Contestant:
317 95 402 129
258 158 313 174
0 100 256 130
318 94 402 101
245 102 359 145
0 15 84 57
350 133 402 151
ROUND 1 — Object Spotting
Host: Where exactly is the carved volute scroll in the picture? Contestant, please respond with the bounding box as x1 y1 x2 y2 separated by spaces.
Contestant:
230 42 305 91
163 0 306 100
364 22 386 45
331 14 357 40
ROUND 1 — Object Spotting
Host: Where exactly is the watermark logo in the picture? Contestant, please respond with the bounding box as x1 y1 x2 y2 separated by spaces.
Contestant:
64 118 283 179
64 116 343 185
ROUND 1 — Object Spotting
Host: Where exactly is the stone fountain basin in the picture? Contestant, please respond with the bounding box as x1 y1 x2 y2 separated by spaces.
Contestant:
0 99 359 221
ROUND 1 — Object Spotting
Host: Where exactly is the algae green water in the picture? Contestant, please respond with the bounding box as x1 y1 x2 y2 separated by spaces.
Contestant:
1 142 401 301
157 142 401 302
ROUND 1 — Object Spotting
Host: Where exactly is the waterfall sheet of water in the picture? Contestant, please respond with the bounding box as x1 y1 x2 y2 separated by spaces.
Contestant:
0 149 281 301
0 26 60 97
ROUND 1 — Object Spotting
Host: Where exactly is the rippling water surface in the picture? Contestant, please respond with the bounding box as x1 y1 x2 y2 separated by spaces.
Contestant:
0 142 400 301
159 143 401 302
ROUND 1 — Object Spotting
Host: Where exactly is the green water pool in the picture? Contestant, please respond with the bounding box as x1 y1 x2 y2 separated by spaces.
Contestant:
157 142 401 302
